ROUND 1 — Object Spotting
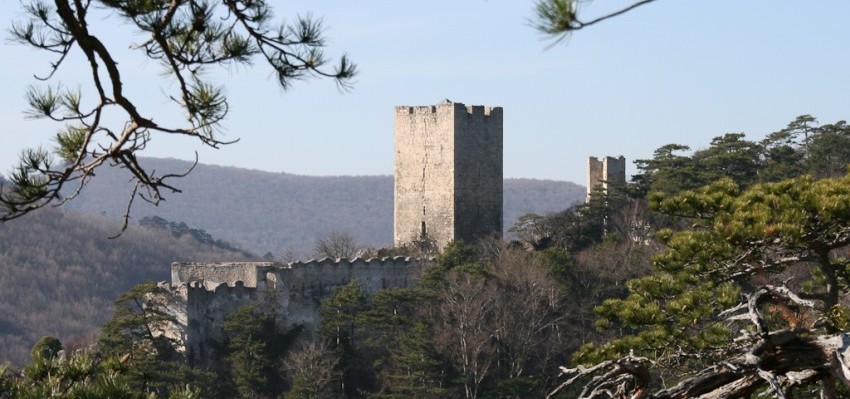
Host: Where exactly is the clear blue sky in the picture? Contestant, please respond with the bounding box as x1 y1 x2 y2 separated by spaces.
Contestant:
1 1 849 185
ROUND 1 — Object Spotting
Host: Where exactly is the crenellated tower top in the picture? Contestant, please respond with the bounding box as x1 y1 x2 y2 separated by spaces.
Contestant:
586 155 626 202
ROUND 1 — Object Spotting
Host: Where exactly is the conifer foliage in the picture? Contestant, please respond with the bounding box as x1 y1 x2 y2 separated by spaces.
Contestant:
1 0 355 227
557 173 850 397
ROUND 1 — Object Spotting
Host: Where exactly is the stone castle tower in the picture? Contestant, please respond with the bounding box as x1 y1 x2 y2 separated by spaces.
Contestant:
394 100 503 248
586 155 626 202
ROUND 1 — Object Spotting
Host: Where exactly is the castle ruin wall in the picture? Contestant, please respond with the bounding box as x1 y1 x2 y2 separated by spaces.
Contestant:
171 262 275 288
157 257 420 366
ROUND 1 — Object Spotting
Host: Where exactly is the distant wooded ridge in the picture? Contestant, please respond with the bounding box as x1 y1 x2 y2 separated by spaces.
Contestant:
63 157 586 256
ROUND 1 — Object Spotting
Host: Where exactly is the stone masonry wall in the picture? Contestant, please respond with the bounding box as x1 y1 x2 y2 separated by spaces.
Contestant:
156 258 419 366
394 100 503 248
171 262 275 288
586 155 626 201
453 104 503 242
394 101 457 247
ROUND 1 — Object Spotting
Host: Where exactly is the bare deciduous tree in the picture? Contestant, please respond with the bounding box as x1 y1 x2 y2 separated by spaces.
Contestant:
430 243 568 398
313 231 359 260
434 272 498 399
282 340 340 399
490 248 563 381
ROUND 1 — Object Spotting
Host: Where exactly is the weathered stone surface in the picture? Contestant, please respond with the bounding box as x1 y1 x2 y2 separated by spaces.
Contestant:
393 101 503 248
586 155 626 202
152 258 419 367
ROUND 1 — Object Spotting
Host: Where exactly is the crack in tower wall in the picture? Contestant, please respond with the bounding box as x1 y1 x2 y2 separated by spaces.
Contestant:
393 101 503 249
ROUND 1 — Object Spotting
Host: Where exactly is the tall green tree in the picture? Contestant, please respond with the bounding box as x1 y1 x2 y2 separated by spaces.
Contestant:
378 321 446 399
99 281 214 398
361 286 447 399
99 281 179 394
633 144 702 196
759 127 806 183
634 120 850 199
808 120 850 179
509 188 622 254
1 0 355 226
319 280 370 397
222 305 277 399
693 133 761 188
99 282 172 356
315 282 447 399
781 114 819 157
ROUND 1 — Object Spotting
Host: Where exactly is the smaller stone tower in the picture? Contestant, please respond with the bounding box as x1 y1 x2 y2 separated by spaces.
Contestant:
586 155 626 202
394 100 503 249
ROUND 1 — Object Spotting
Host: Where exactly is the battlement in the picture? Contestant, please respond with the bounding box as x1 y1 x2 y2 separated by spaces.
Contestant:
464 104 501 118
172 261 275 288
395 100 501 120
171 256 417 290
587 155 626 202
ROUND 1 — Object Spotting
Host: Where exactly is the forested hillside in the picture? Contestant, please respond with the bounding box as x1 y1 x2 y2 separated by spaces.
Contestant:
0 209 255 366
63 158 585 255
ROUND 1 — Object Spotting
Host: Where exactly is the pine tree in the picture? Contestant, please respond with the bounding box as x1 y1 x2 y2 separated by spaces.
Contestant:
222 305 276 398
319 280 369 397
565 172 850 397
98 281 214 398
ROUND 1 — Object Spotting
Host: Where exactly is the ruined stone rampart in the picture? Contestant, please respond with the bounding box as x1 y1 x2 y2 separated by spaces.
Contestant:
171 261 275 288
156 257 420 366
171 257 415 292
